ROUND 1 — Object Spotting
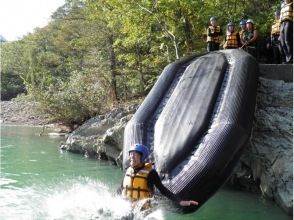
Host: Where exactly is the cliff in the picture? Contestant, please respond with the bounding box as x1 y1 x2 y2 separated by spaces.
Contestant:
230 64 293 215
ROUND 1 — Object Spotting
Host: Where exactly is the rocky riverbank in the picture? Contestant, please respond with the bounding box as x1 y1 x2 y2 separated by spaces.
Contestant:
1 101 51 126
0 101 72 135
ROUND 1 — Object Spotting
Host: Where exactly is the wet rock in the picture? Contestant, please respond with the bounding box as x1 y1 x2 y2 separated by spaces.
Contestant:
231 77 293 215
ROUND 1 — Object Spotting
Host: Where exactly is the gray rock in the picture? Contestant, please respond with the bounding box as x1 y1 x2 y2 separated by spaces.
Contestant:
61 104 139 164
231 77 293 215
1 101 51 125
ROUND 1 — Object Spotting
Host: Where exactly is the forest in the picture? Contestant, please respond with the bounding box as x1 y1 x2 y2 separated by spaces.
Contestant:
1 0 280 125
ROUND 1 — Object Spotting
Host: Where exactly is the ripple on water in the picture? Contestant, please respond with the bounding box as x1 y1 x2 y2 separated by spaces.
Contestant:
0 144 15 149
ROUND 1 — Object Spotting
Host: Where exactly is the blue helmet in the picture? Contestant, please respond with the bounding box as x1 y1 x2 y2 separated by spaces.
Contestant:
240 20 246 25
129 144 149 162
227 21 235 27
210 16 217 21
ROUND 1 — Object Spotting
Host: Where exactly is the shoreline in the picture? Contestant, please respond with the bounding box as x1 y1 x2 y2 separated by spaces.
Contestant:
1 101 51 126
1 101 71 134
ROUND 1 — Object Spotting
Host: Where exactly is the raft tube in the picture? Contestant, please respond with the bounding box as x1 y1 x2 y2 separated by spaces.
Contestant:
123 49 258 213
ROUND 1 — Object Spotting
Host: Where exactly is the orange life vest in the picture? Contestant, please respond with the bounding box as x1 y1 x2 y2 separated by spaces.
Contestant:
224 31 239 48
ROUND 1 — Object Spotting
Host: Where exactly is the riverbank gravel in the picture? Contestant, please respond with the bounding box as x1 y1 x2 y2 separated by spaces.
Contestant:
1 101 51 126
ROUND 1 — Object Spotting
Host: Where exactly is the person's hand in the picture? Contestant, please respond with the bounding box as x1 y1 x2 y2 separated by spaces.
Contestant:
179 200 199 206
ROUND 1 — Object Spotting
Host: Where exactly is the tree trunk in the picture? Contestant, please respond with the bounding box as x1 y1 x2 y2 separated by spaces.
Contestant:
136 44 145 94
107 34 118 102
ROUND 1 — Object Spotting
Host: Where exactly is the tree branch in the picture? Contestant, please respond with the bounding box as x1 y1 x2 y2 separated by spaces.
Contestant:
136 2 180 59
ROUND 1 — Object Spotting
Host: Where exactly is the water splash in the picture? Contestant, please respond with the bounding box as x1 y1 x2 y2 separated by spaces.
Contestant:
43 179 133 220
0 177 165 220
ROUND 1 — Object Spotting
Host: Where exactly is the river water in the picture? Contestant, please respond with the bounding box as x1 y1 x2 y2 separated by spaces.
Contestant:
0 125 291 220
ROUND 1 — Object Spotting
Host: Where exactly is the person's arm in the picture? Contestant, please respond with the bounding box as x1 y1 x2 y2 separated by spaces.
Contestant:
148 169 178 201
207 27 213 37
148 170 198 207
248 29 258 44
246 30 258 46
240 33 248 46
237 34 241 47
117 181 123 195
219 27 223 36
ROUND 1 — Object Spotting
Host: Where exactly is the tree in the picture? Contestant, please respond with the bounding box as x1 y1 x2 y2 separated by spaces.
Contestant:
1 41 27 100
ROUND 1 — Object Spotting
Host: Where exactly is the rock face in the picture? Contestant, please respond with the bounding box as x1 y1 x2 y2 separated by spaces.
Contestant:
60 104 139 165
230 76 293 215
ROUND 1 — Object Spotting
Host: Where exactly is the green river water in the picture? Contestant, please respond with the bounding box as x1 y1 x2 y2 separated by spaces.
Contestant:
0 125 291 220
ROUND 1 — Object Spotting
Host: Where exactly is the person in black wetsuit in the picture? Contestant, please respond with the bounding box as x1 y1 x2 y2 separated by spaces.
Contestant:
280 0 293 63
268 11 285 63
117 144 198 210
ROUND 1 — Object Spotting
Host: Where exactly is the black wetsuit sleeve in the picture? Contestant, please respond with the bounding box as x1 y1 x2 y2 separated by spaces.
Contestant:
207 27 213 36
219 28 223 36
237 34 241 47
148 169 179 203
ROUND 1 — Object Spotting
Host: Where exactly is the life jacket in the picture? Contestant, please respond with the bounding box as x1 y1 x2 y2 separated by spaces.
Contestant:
242 29 256 46
224 31 239 48
239 29 246 40
207 25 222 43
122 163 153 200
280 2 293 22
271 21 280 36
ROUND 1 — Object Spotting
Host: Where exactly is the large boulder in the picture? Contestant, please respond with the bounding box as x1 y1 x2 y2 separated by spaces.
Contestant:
61 104 139 165
231 76 293 215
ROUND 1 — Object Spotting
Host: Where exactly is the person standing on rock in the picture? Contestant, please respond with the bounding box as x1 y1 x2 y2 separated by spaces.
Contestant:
223 21 241 49
239 19 247 41
241 19 258 58
268 11 285 63
117 144 198 211
206 16 223 51
279 0 293 63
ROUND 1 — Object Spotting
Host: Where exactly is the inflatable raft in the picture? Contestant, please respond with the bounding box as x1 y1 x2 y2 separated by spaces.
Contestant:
123 49 258 213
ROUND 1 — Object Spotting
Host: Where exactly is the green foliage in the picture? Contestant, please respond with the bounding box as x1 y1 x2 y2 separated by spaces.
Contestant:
1 41 27 100
2 0 281 125
34 71 111 124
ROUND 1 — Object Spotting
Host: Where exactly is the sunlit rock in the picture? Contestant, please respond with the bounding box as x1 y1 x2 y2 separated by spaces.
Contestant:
231 76 293 215
61 104 139 165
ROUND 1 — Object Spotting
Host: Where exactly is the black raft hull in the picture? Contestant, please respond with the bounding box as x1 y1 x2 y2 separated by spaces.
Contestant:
123 49 258 213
